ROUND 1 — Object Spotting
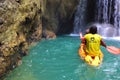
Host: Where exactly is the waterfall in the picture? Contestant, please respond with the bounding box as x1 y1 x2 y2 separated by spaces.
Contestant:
95 0 112 23
73 0 88 34
94 23 117 37
74 0 120 36
114 0 120 36
95 0 120 36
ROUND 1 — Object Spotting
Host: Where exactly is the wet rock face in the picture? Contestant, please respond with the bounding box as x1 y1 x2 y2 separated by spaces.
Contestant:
0 18 4 25
0 0 4 3
42 0 79 34
0 0 79 78
0 0 42 77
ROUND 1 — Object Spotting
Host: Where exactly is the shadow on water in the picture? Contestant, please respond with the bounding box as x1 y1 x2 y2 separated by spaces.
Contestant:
5 36 120 80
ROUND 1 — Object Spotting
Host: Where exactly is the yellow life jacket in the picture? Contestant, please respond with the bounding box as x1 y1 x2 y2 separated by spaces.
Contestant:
84 33 102 56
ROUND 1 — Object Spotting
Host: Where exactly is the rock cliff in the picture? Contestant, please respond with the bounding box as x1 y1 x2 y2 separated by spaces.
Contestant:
42 0 79 34
0 0 79 78
0 0 42 77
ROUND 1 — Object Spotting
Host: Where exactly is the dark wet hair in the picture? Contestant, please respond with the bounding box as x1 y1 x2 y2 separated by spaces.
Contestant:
89 26 97 34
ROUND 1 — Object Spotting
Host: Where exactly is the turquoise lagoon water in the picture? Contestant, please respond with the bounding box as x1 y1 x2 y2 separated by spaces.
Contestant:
5 36 120 80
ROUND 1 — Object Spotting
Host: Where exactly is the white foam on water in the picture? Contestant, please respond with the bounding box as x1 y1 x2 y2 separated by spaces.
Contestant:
103 36 120 41
67 33 120 42
67 33 80 36
69 34 120 40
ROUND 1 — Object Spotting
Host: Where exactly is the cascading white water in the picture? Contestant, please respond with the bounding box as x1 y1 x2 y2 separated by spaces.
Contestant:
73 0 88 34
94 23 117 37
95 0 111 23
74 0 120 36
114 0 120 36
95 0 120 36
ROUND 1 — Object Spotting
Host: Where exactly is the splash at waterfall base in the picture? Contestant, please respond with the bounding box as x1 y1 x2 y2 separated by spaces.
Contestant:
78 43 103 67
74 23 118 37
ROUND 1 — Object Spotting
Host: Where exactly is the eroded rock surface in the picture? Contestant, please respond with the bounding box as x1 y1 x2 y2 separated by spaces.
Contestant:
0 0 79 78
